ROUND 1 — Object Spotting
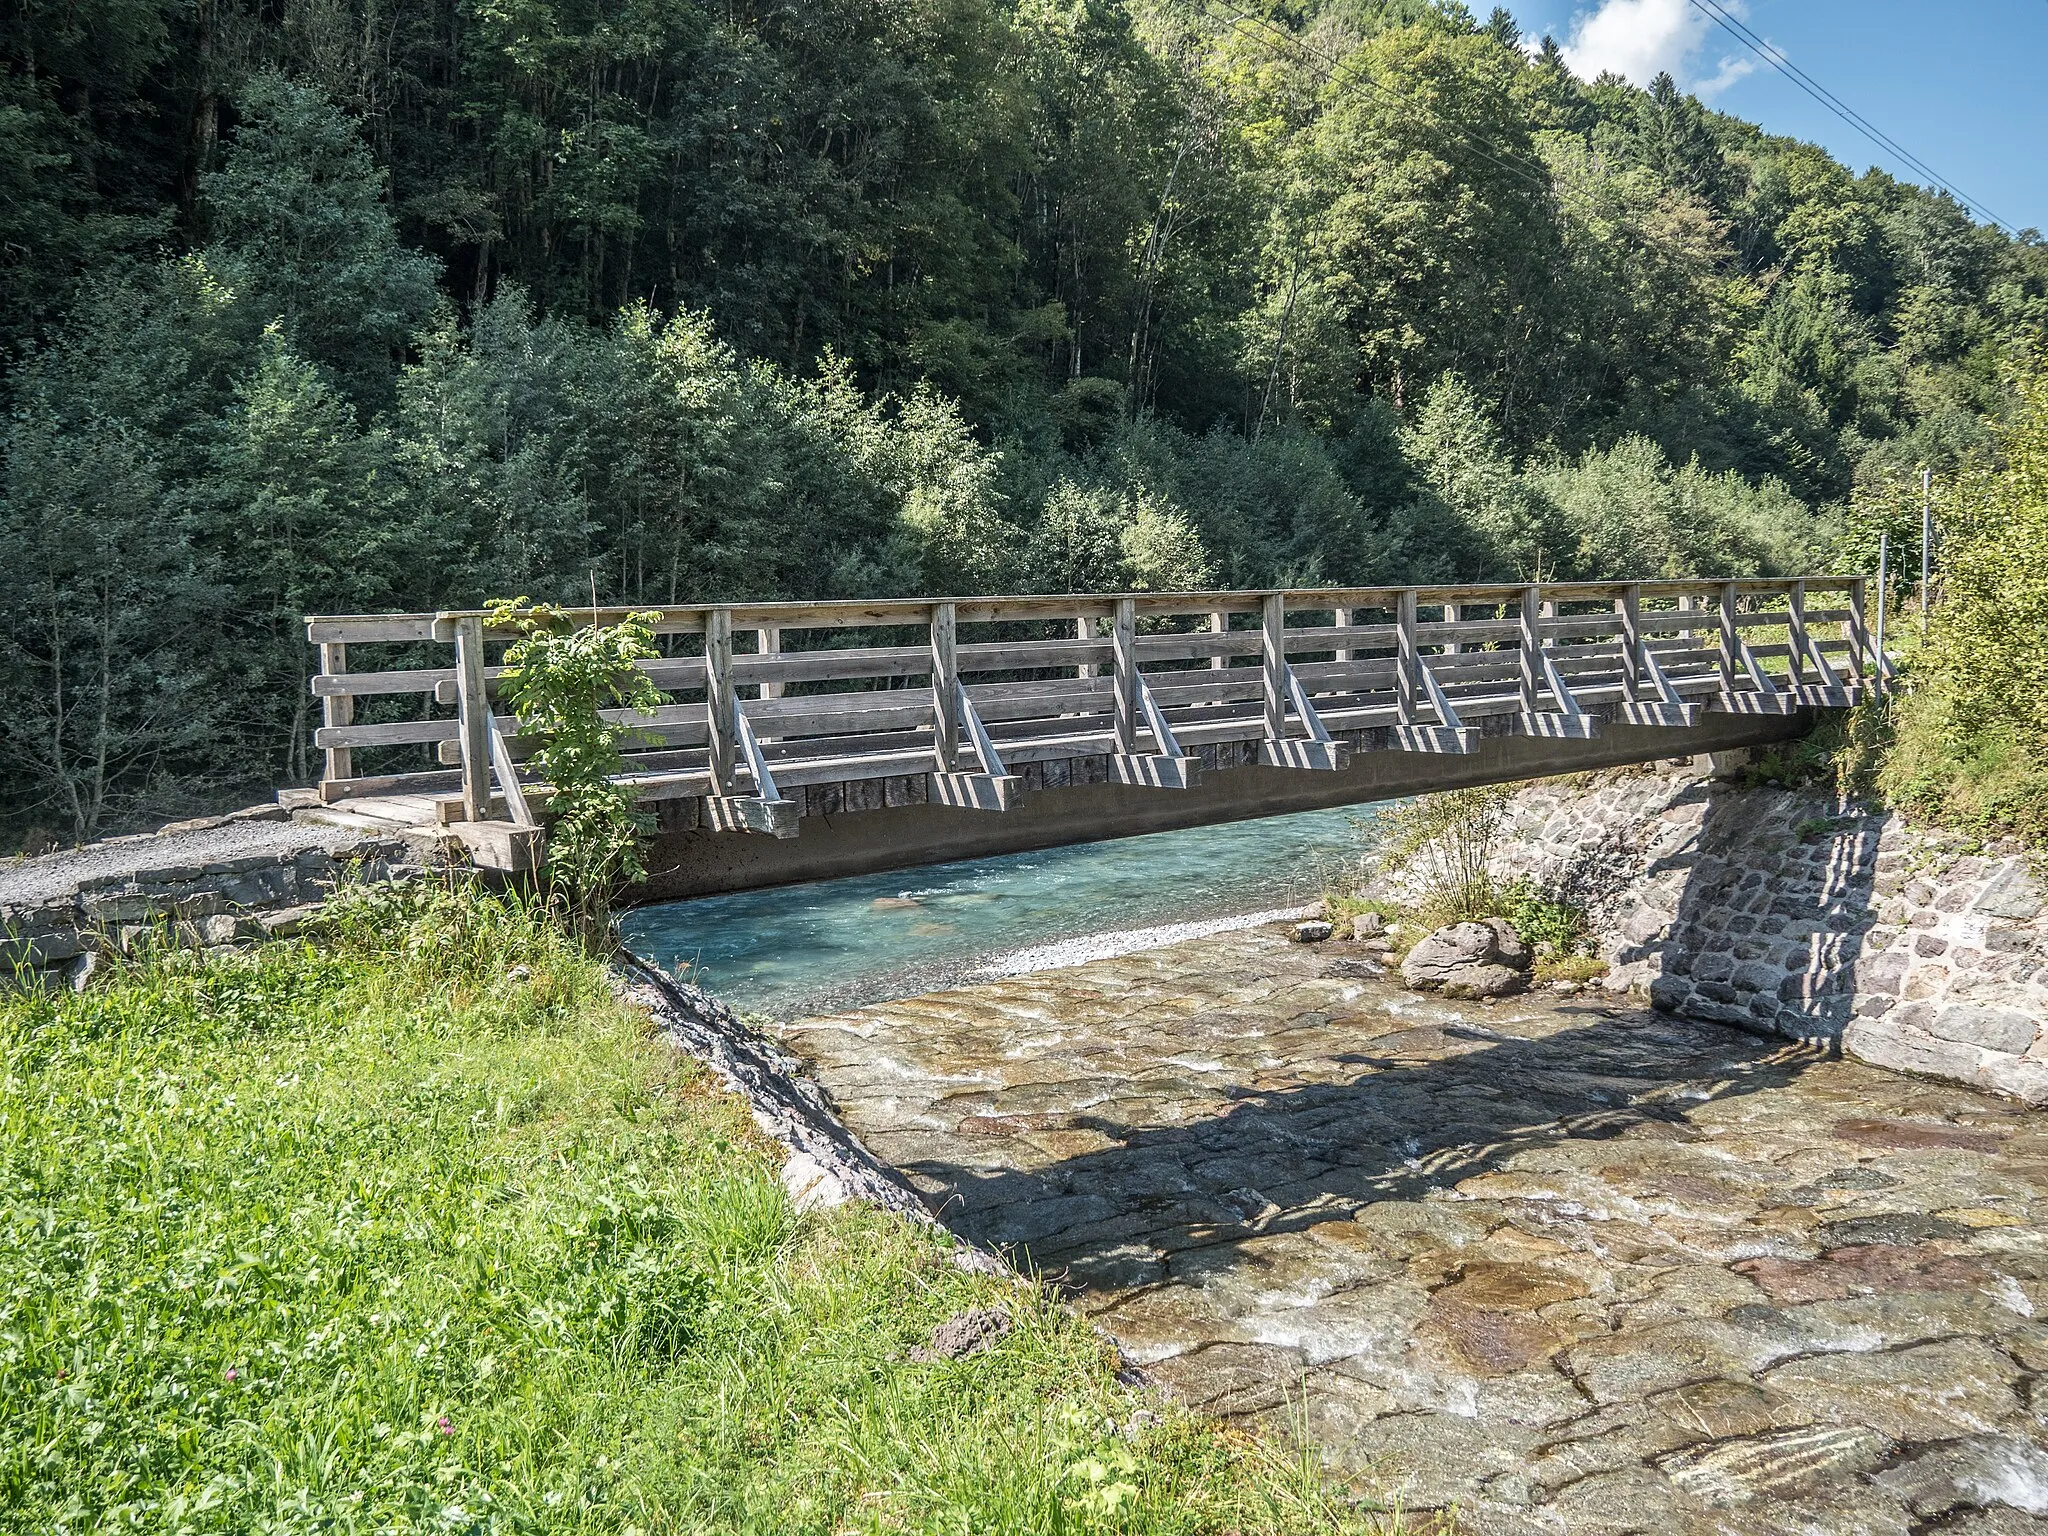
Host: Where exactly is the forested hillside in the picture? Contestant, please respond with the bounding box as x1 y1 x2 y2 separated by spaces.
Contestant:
4 0 2044 841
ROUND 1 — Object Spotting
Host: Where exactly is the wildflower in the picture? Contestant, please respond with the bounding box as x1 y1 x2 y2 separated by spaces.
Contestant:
224 1367 238 1382
437 1415 454 1436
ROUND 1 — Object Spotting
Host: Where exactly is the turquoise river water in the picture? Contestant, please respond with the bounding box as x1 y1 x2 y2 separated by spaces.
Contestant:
621 802 1381 1018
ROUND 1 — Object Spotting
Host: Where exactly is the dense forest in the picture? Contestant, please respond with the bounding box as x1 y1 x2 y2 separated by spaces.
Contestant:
4 0 2045 842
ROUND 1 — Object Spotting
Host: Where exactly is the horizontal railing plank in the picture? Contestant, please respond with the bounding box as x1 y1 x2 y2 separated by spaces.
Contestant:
309 577 1871 647
314 717 459 749
305 615 440 643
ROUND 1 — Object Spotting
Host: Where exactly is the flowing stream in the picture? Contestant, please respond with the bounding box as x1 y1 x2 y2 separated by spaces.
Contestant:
622 803 1382 1018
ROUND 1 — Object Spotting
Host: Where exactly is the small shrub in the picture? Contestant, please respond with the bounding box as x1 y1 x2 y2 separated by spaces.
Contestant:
1321 892 1405 928
1361 786 1513 923
1499 875 1592 956
1881 677 2048 847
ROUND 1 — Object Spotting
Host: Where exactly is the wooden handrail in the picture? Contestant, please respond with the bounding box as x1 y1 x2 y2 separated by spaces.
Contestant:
304 575 1875 642
303 576 1887 815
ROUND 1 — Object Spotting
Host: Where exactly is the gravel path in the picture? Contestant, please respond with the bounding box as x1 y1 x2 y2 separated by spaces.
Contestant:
0 815 370 907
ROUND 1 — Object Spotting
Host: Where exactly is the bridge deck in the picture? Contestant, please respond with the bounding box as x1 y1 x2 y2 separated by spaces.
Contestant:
299 577 1885 884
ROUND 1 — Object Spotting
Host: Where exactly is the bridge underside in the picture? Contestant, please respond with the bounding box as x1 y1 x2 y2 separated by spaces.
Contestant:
633 705 1814 902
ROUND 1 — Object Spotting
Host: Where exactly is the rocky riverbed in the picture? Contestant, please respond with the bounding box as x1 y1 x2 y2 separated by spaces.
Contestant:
779 922 2048 1535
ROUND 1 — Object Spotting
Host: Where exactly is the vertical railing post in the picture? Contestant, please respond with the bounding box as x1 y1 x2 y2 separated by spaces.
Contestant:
319 641 353 798
1845 578 1870 684
759 626 783 700
931 601 958 771
1517 585 1540 715
1786 579 1808 687
1210 610 1229 671
1262 593 1287 739
1075 616 1096 680
1718 582 1739 692
706 607 735 793
1332 606 1352 665
1619 583 1643 702
1443 602 1462 655
1396 589 1419 726
1113 597 1139 754
454 615 492 822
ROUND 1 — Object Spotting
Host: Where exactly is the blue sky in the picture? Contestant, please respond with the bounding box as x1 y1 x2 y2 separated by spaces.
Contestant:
1501 0 2048 236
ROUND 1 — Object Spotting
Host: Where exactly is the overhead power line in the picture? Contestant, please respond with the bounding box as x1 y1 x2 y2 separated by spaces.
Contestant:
1684 0 2014 233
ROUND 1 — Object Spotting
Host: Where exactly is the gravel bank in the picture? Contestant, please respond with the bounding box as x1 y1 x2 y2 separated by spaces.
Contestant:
966 904 1318 982
1 816 374 907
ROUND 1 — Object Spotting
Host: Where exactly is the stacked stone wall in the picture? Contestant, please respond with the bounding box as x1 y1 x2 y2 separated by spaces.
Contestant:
4 825 440 988
1488 761 2048 1103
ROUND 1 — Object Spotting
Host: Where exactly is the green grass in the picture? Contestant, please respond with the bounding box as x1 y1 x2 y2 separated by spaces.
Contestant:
1 882 1400 1535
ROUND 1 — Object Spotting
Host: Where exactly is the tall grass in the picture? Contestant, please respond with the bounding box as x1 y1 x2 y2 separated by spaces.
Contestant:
1 881 1401 1534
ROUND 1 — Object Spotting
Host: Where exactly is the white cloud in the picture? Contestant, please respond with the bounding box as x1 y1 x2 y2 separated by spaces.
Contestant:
1560 0 1757 100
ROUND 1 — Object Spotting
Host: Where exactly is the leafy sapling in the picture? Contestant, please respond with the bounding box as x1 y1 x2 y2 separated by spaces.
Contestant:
485 598 664 933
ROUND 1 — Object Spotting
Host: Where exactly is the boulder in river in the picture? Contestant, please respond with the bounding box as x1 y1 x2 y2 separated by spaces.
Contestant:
1401 919 1531 999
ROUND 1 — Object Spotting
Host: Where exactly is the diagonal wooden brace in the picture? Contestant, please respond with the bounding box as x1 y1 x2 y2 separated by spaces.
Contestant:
1112 671 1200 789
706 697 798 837
1621 645 1703 727
1392 658 1477 754
1712 636 1804 717
1258 666 1352 771
1519 648 1602 740
1789 631 1860 706
929 682 1023 811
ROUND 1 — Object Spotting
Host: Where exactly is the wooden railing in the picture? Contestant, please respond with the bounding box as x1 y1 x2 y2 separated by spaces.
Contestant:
305 577 1883 836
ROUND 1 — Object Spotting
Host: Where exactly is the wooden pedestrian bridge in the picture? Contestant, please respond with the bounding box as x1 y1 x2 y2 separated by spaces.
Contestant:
297 576 1885 897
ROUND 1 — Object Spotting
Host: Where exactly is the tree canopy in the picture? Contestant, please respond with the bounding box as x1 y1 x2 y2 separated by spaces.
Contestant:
3 0 2044 840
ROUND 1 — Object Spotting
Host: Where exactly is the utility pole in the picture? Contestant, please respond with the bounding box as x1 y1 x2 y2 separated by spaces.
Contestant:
1920 466 1933 636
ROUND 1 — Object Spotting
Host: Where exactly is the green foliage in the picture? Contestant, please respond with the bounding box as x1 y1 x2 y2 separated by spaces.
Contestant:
198 74 442 412
485 599 665 924
0 885 1401 1532
1529 434 1820 579
1499 875 1593 957
1879 357 2048 846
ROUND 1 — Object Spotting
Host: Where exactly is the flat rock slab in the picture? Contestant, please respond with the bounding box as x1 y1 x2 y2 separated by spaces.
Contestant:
779 924 2048 1534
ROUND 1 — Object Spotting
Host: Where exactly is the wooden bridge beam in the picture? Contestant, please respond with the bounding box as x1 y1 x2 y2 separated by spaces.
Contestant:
1787 580 1808 690
1717 581 1739 693
705 607 736 793
1847 577 1872 684
1619 583 1642 703
1395 588 1419 727
1518 584 1541 717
